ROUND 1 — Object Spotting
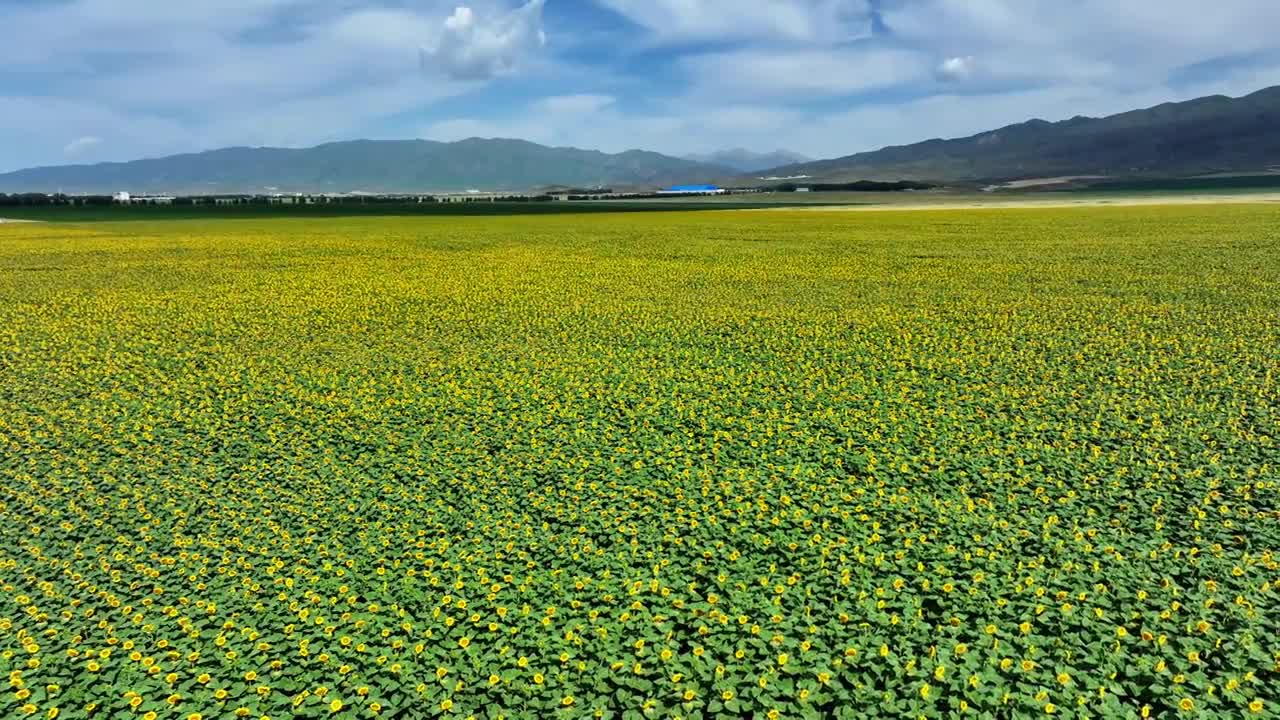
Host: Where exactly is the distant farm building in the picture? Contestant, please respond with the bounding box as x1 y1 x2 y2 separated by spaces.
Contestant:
658 184 725 195
113 192 174 204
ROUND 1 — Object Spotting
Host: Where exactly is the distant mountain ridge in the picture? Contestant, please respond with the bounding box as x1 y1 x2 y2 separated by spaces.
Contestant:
684 148 812 173
760 86 1280 183
5 85 1280 194
0 138 730 194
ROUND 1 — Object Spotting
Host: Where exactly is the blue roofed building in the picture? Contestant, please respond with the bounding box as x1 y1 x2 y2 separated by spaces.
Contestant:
657 184 725 195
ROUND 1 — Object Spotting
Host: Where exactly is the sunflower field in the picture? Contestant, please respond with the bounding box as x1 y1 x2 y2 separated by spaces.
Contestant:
1 206 1277 719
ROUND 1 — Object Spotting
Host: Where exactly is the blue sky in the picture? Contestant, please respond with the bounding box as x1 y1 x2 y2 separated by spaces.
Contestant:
3 0 1280 172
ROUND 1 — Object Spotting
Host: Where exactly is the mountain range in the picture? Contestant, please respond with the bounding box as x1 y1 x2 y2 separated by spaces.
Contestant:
769 86 1280 183
0 139 728 195
2 85 1279 194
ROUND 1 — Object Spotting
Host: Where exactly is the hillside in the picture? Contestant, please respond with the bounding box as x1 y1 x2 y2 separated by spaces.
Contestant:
764 86 1280 183
8 87 1280 194
0 138 729 194
684 148 811 173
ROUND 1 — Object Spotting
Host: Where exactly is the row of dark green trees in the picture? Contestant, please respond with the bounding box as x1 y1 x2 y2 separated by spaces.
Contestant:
0 193 560 206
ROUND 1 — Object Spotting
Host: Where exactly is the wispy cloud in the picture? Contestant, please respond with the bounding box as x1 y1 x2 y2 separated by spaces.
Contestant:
63 136 103 156
593 0 878 43
532 94 616 113
685 48 931 99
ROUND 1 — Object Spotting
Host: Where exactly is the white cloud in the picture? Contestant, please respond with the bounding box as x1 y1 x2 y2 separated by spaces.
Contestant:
63 136 103 157
886 1 1280 88
420 0 547 81
697 107 802 134
328 8 440 52
420 47 1280 166
686 48 932 99
0 96 192 171
595 0 876 42
423 97 804 157
786 61 1280 159
203 77 468 150
3 0 1280 172
533 94 616 114
0 0 305 69
0 1 501 171
421 117 508 142
936 56 975 82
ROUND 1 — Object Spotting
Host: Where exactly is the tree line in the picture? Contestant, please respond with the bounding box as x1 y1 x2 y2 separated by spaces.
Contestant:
0 193 561 207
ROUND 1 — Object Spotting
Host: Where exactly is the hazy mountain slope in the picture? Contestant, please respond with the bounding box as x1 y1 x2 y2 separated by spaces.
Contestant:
0 138 730 194
764 86 1280 183
684 149 812 173
9 86 1279 193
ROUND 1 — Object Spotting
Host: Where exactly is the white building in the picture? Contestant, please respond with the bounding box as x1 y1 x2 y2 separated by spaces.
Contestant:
113 192 131 203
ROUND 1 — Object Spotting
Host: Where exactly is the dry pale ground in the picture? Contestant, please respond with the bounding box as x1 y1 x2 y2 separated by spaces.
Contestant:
988 175 1107 189
768 191 1280 212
